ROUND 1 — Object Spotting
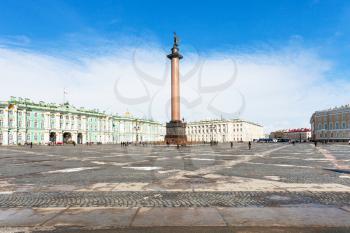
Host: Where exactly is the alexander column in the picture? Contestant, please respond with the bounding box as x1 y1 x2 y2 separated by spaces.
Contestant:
165 33 187 145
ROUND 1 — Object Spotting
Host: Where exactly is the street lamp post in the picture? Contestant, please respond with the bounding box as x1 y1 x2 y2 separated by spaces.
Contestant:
209 123 216 145
134 121 140 144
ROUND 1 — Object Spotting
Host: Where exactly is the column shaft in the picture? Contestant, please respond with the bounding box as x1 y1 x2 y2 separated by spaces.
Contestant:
171 57 180 121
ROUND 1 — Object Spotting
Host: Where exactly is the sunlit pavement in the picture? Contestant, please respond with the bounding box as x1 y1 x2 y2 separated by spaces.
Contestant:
0 143 349 232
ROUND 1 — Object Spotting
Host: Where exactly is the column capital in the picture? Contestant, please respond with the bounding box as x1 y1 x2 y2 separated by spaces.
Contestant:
167 46 183 59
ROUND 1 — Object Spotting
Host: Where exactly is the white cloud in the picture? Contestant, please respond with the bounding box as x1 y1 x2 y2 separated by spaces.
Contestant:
0 44 349 133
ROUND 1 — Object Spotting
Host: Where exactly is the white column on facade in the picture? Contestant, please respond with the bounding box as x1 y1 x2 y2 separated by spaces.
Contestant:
3 108 9 145
2 131 8 145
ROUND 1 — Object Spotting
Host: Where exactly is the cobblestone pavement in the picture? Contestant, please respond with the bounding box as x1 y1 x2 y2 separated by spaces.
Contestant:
0 191 349 208
0 143 349 208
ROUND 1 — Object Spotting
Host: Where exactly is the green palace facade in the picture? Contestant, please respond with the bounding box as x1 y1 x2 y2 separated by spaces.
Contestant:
0 97 165 145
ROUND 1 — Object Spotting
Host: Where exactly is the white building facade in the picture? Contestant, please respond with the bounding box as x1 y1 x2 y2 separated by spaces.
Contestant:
0 97 165 145
186 119 264 143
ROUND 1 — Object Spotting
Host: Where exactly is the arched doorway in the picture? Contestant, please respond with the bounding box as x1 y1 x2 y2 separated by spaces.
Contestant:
49 132 56 143
77 133 83 144
63 132 72 144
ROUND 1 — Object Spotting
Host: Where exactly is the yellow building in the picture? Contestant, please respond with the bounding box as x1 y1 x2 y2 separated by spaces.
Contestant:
310 105 350 142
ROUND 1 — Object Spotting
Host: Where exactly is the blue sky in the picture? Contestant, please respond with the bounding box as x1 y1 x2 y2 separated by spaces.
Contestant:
1 0 349 54
1 0 350 131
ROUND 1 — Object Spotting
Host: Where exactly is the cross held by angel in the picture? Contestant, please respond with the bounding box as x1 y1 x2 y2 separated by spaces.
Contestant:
174 32 180 46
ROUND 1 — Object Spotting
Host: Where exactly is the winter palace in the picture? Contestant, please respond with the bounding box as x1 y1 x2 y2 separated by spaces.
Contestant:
0 97 165 145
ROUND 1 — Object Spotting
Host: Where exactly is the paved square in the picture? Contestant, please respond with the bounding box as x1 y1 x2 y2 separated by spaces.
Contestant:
0 143 349 208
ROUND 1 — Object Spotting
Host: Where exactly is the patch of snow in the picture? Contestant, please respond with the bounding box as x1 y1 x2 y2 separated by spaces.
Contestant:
158 169 181 174
122 166 162 171
264 176 281 181
0 191 13 194
43 167 98 174
91 161 107 165
185 158 215 161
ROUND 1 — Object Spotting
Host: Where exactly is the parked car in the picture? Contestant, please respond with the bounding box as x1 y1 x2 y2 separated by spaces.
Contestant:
257 138 274 143
277 138 290 143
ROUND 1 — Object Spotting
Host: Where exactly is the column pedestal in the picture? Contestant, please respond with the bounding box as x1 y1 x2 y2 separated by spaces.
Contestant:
165 121 187 145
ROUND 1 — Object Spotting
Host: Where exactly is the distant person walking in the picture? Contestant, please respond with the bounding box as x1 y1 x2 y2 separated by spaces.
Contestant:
230 141 233 149
30 142 33 148
248 141 251 150
314 141 317 147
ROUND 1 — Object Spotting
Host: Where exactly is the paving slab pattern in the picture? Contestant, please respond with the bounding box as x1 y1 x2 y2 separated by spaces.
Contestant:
0 143 349 231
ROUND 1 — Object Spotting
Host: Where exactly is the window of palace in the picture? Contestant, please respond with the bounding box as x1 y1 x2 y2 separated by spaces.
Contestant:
335 122 339 129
